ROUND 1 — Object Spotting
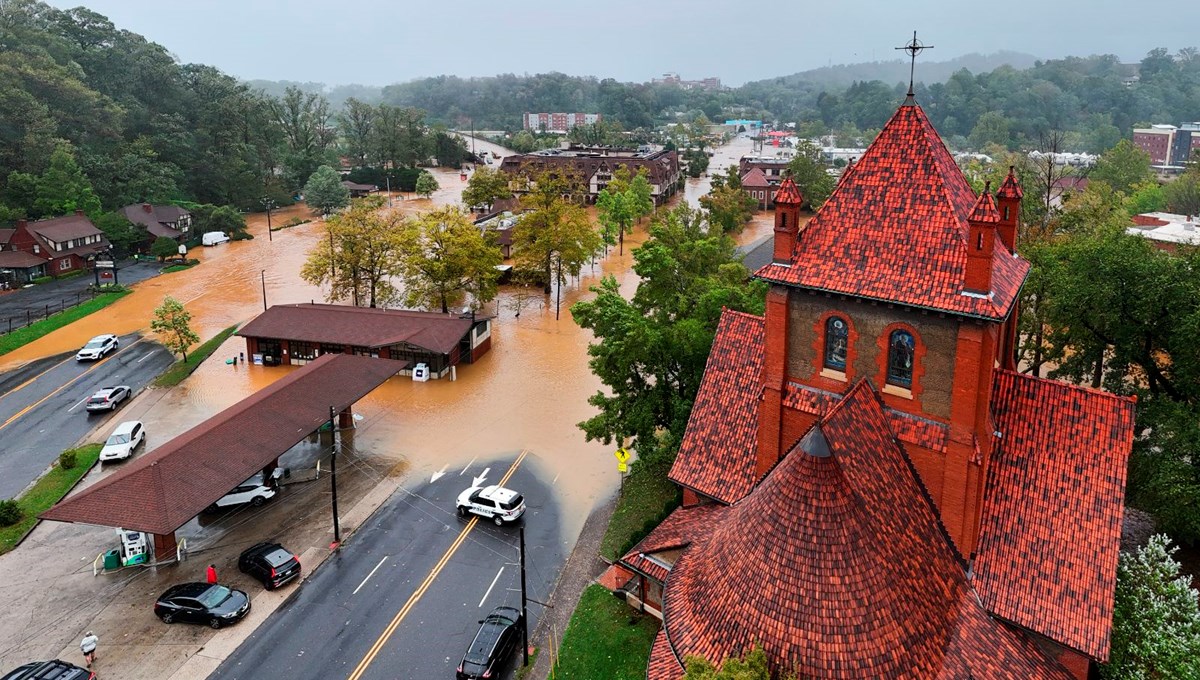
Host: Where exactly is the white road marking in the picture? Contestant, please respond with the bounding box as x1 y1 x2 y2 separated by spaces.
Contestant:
459 457 476 475
551 473 560 485
353 556 389 595
472 467 490 488
136 350 156 363
66 395 90 413
479 567 504 608
430 465 447 483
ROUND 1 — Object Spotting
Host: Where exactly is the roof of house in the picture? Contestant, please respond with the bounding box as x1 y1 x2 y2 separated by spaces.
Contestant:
341 181 378 192
648 630 685 679
669 310 763 504
119 204 187 239
973 369 1136 661
738 167 770 188
237 303 478 355
0 229 13 245
737 235 774 274
754 101 1029 321
27 213 104 243
41 354 404 535
619 503 723 583
0 250 49 268
657 381 1071 679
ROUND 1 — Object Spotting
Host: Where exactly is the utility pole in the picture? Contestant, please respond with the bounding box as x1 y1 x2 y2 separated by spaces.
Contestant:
520 525 529 666
260 270 267 312
261 197 274 241
329 405 341 549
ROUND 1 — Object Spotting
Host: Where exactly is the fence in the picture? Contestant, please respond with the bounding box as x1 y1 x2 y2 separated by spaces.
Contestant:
1 290 98 336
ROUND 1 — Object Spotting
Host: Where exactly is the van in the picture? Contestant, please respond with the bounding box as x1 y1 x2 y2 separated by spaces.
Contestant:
202 231 230 246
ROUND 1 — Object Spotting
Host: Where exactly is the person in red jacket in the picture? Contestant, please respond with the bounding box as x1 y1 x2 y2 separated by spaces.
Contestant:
206 564 218 584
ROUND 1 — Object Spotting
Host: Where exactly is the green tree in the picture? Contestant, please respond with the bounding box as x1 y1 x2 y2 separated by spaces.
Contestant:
461 166 513 211
572 204 766 463
151 296 200 361
150 236 179 261
512 175 601 318
301 196 405 308
1101 535 1200 680
92 212 141 257
683 147 709 178
303 165 350 215
398 206 501 313
685 645 790 680
271 86 336 190
596 167 653 254
32 144 102 218
1124 180 1167 216
968 111 1012 150
1092 139 1155 196
786 140 836 209
190 204 248 238
700 166 756 233
414 170 439 198
1165 168 1200 216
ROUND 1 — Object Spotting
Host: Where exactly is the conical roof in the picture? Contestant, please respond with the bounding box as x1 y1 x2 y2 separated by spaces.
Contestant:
997 166 1024 200
773 176 804 205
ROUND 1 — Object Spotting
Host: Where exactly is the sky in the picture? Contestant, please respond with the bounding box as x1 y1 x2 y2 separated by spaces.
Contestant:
45 0 1200 87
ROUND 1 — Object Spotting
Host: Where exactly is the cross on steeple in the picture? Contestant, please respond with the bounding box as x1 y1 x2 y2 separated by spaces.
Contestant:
895 31 934 99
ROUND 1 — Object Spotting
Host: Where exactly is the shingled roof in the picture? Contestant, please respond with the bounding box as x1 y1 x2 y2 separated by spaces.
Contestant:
754 101 1029 321
669 310 763 504
973 369 1136 661
237 303 477 355
657 381 1070 679
738 166 770 188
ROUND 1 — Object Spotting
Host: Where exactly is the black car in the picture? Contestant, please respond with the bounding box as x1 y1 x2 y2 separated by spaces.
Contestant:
457 606 524 680
154 582 251 628
238 542 301 590
1 660 94 680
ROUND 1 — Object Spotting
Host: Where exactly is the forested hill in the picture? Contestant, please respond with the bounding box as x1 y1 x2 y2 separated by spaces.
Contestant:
747 50 1041 89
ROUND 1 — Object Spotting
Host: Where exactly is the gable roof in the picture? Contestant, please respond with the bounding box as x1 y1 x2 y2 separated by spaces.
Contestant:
659 381 1070 679
738 167 770 188
669 309 763 504
973 369 1136 661
754 101 1029 321
237 303 477 355
28 213 104 243
119 204 188 239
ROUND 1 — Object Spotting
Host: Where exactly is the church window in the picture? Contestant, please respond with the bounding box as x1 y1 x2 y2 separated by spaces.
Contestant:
823 317 848 371
887 330 915 388
781 213 788 228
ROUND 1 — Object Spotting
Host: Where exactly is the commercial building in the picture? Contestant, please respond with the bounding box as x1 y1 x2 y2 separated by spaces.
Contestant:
499 146 681 205
651 73 722 91
522 112 601 133
1129 211 1200 251
1133 122 1200 167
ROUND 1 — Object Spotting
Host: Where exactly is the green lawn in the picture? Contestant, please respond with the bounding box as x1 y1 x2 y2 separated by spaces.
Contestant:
161 264 191 273
153 324 238 387
551 584 659 680
0 290 130 357
600 461 681 561
0 444 102 555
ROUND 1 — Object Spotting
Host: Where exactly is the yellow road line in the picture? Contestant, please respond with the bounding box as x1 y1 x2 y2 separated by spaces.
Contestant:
0 338 145 432
347 449 530 680
0 354 76 402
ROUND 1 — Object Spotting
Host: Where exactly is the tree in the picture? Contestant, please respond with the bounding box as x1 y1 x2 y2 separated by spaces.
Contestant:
32 144 102 218
303 165 350 215
572 205 766 463
151 296 199 361
685 645 789 680
683 147 709 178
1125 180 1167 216
398 206 501 313
271 86 336 190
301 196 405 308
1165 167 1200 216
414 170 439 199
1101 535 1200 680
190 204 248 238
150 236 179 261
1092 139 1154 196
512 177 601 318
786 140 836 210
92 212 141 257
700 166 757 233
461 166 513 211
596 167 653 254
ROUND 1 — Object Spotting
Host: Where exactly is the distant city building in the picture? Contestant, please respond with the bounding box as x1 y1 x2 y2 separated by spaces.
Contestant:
522 112 601 133
1133 123 1200 167
652 72 723 91
1129 212 1200 251
738 156 791 184
499 145 681 205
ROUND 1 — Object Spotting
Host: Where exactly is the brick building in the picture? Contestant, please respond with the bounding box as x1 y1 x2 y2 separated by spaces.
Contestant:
0 211 110 283
522 112 601 133
605 95 1135 678
1133 122 1200 166
739 166 775 209
499 146 681 205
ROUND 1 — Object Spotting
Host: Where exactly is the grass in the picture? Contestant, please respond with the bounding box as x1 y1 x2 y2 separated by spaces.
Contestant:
0 444 102 555
161 264 192 273
599 461 681 561
153 324 239 387
551 584 659 680
0 290 130 357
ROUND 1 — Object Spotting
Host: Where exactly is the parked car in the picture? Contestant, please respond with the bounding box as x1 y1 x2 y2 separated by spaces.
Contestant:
154 582 251 628
99 420 145 462
75 334 118 361
1 660 94 680
205 470 282 512
202 231 230 246
85 385 131 413
456 606 524 680
238 541 302 590
456 485 526 526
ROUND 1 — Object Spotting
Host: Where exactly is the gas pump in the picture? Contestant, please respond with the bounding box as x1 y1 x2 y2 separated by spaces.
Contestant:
99 529 149 572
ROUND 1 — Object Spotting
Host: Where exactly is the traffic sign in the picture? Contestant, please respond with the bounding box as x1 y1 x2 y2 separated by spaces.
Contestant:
614 447 630 473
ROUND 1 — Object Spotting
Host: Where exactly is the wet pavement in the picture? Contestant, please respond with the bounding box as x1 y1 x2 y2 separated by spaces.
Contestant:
0 134 780 678
0 260 163 336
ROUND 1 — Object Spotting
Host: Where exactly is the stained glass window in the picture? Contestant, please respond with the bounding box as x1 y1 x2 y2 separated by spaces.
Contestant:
887 330 915 388
824 317 848 371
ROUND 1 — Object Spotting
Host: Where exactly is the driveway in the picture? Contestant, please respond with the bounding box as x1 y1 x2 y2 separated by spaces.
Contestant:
0 260 164 333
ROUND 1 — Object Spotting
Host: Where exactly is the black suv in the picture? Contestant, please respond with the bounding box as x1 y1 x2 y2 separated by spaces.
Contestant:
456 606 524 680
1 660 94 680
238 542 301 590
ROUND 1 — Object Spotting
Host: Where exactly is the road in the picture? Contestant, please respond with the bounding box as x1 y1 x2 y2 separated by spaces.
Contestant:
0 333 175 499
212 451 564 680
0 260 164 333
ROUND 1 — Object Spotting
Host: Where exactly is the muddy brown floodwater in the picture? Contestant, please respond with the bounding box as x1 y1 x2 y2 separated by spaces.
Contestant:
1 136 777 542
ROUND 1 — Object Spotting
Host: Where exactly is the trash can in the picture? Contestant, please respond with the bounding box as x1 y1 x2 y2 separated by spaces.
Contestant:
103 549 120 571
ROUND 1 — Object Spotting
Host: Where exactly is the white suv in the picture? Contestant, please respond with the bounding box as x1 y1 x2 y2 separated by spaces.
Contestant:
206 470 282 511
76 334 118 361
456 485 526 526
100 420 145 462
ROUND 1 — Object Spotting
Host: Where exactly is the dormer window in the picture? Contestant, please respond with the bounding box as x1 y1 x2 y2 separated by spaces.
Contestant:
887 330 915 388
823 317 848 371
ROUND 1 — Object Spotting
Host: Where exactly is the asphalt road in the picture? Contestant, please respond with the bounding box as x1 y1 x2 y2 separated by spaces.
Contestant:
0 333 175 499
213 451 565 680
0 260 163 331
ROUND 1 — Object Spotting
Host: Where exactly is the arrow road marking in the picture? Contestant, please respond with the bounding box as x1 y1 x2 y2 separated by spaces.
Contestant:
472 467 490 488
430 465 447 483
353 556 389 595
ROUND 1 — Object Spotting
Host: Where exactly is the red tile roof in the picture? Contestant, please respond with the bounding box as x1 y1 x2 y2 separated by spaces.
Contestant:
969 187 1001 223
41 354 404 535
669 310 763 504
974 369 1136 661
659 381 1070 678
738 167 770 188
773 176 804 205
997 166 1024 199
784 381 949 452
237 303 477 355
619 504 724 582
755 102 1029 321
648 628 684 680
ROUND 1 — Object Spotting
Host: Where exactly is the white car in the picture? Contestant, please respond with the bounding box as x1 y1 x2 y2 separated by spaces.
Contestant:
202 231 230 246
76 334 118 361
85 385 131 412
100 420 146 462
206 470 283 511
456 485 526 526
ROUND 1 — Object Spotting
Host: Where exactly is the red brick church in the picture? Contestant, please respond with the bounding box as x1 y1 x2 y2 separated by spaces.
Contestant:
604 93 1135 678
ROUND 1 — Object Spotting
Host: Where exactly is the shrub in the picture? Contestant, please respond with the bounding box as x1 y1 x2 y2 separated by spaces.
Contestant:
58 450 76 469
31 276 52 285
0 500 21 527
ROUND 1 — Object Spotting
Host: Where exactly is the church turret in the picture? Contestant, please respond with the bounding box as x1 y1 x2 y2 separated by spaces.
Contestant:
995 166 1023 253
965 183 1000 295
772 177 804 264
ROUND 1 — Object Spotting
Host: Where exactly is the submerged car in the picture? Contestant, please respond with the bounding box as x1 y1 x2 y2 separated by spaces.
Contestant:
75 334 117 361
85 385 131 412
238 541 301 590
456 606 524 680
99 420 145 462
456 485 525 525
154 583 250 628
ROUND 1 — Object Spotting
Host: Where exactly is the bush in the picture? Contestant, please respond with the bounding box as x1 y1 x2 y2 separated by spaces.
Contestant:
31 276 52 285
0 500 21 527
231 231 254 241
58 450 76 469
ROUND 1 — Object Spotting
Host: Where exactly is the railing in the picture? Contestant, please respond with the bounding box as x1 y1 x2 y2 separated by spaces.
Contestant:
0 290 97 336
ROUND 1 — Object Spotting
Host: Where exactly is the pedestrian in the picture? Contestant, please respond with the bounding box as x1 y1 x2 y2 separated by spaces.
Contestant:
206 563 218 584
80 631 98 668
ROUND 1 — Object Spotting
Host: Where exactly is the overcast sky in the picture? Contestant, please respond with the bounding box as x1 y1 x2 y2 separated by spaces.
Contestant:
45 0 1200 87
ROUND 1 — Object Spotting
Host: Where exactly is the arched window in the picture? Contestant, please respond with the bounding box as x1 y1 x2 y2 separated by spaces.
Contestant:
823 316 848 371
887 330 915 388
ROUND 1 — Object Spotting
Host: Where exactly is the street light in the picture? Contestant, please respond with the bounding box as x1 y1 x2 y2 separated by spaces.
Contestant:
261 269 267 312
